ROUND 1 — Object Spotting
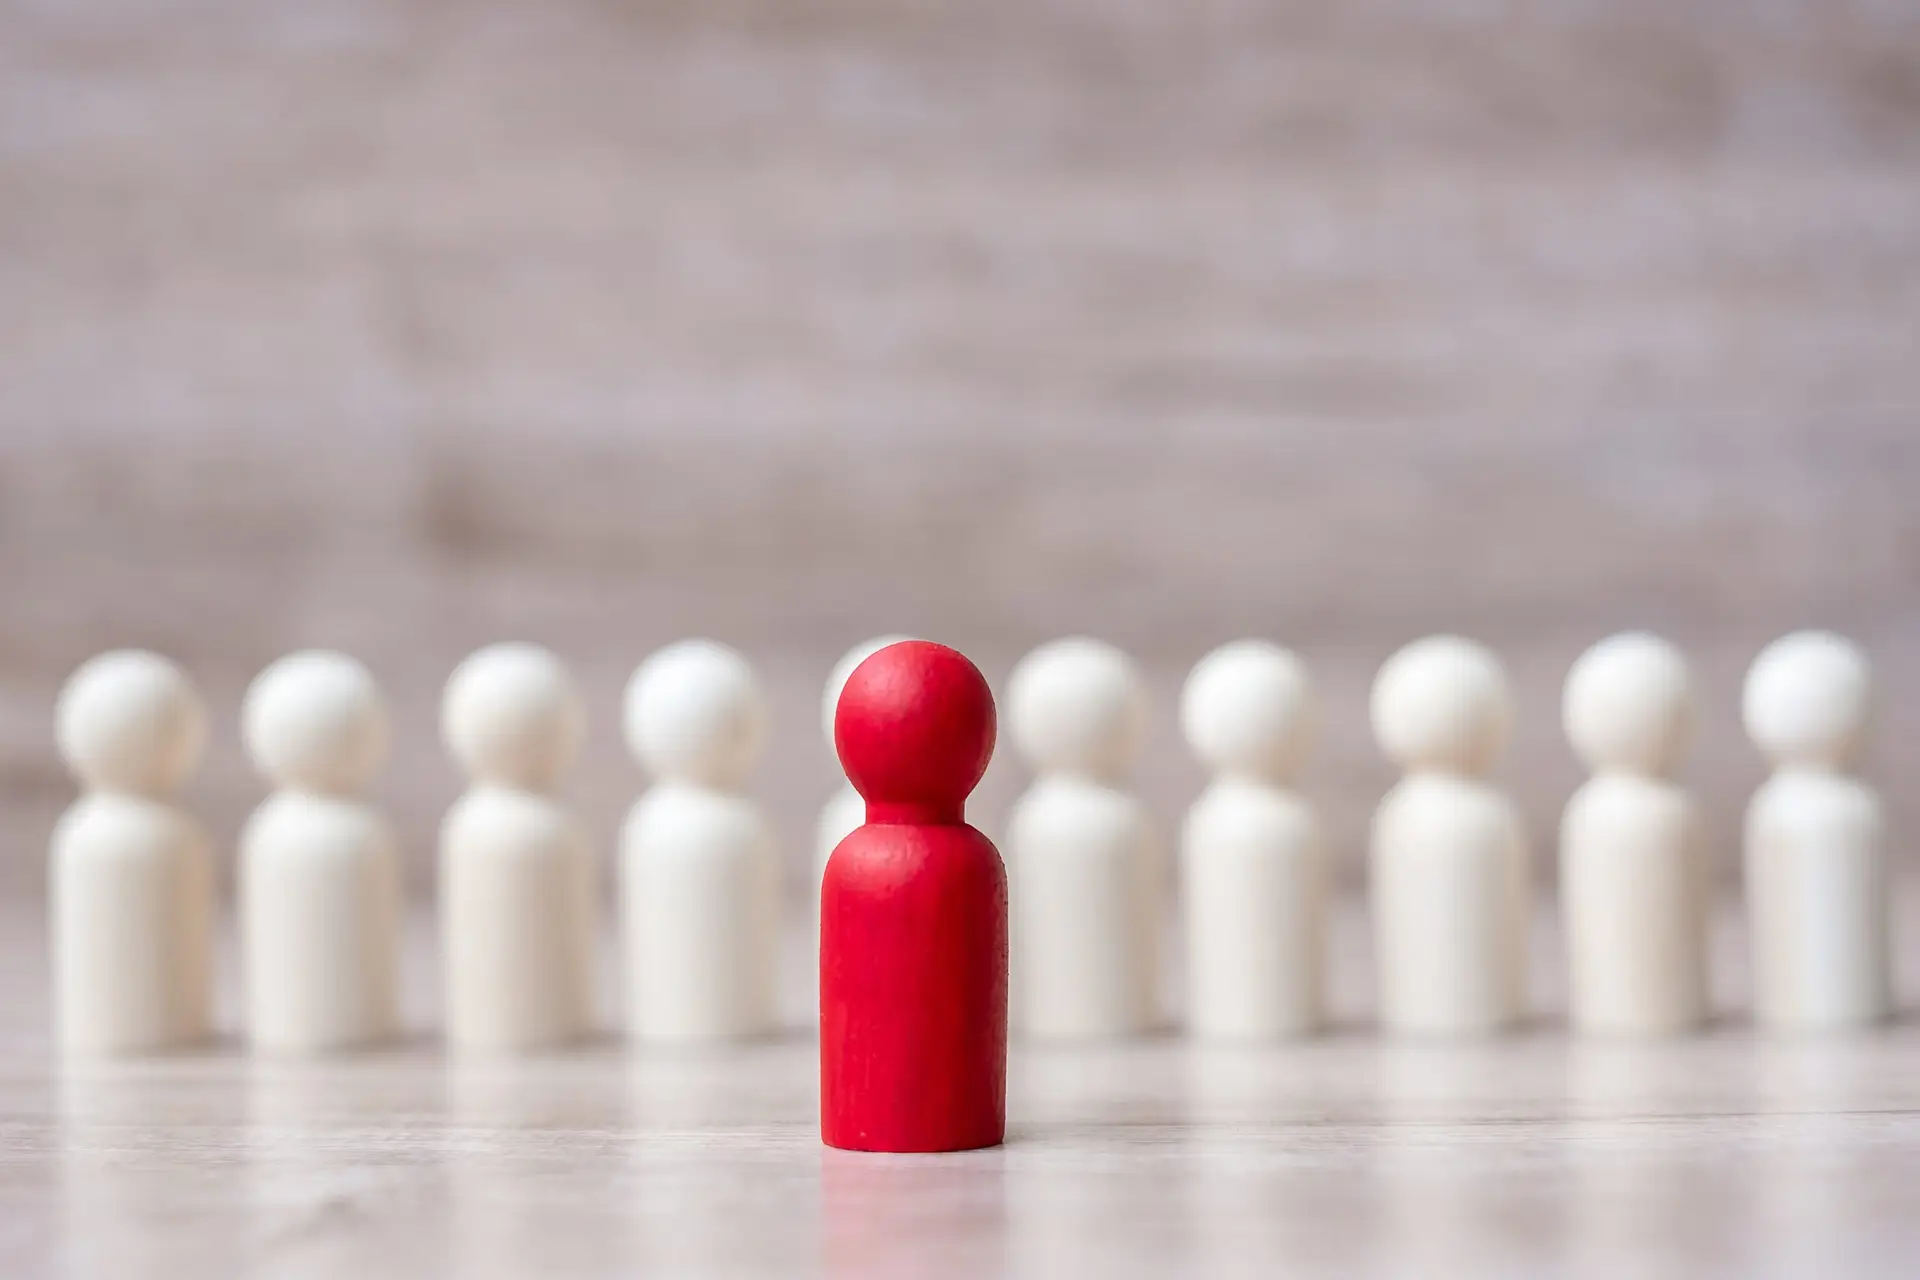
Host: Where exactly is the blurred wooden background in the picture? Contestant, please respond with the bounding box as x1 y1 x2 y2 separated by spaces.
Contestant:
2 0 1918 898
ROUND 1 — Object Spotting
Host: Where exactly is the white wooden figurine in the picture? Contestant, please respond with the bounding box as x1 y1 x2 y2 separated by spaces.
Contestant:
621 639 780 1043
51 651 215 1056
1180 640 1325 1041
239 651 402 1055
1743 631 1890 1032
440 642 595 1054
1560 632 1708 1037
1007 637 1159 1039
1370 636 1528 1036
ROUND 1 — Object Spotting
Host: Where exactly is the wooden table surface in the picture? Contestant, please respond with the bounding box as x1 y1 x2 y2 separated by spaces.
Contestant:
6 888 1919 1279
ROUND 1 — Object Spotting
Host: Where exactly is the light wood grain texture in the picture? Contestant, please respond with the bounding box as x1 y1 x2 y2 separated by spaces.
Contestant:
3 0 1920 903
4 887 1920 1278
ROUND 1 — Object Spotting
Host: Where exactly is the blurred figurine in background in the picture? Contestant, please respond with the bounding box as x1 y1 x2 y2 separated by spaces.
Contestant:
1744 632 1891 1032
51 652 215 1057
1006 638 1160 1041
622 640 780 1044
1561 633 1709 1037
239 651 403 1056
440 642 596 1054
1180 640 1325 1041
1370 636 1529 1037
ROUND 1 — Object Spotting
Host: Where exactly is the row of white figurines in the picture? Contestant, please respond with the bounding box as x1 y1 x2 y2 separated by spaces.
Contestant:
49 629 1885 1056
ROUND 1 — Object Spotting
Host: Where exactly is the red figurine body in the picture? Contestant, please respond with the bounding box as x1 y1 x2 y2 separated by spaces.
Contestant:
820 640 1008 1153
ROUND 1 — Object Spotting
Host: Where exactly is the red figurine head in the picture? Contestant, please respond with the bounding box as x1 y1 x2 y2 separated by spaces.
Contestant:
834 640 995 825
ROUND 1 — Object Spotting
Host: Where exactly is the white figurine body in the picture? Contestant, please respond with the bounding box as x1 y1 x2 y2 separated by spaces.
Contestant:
621 640 780 1043
239 651 402 1055
1560 633 1708 1037
1743 631 1890 1032
1007 637 1158 1040
1370 636 1528 1037
440 643 595 1054
1180 641 1325 1041
51 652 215 1056
814 636 911 901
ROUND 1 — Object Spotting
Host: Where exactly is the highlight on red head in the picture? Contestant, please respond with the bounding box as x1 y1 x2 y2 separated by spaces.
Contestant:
833 640 995 823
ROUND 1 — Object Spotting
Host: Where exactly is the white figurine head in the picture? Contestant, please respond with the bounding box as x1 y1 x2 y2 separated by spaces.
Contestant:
1008 637 1146 781
1743 630 1871 770
1563 632 1693 777
821 635 912 749
1371 635 1512 776
442 642 585 790
57 650 207 797
243 650 389 794
1181 640 1313 782
625 639 767 787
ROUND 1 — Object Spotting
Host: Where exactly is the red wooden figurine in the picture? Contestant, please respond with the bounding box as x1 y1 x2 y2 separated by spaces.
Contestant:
820 640 1008 1153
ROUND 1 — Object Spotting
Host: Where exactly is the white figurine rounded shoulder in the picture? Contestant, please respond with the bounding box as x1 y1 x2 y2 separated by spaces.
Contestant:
51 652 215 1056
440 643 595 1053
1743 631 1889 1031
1006 637 1159 1040
621 640 779 1043
239 651 402 1055
1369 636 1528 1037
1560 632 1708 1037
1180 640 1324 1041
